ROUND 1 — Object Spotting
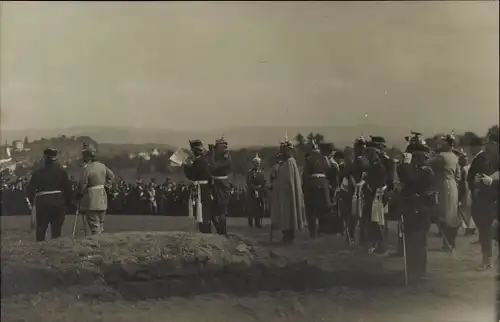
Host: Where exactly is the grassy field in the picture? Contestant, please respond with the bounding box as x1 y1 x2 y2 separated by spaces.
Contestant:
1 215 496 322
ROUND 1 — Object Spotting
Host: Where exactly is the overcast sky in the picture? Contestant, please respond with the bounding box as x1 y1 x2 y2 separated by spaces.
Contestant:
1 1 498 133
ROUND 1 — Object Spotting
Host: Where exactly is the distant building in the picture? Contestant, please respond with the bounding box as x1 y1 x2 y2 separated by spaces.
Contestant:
151 149 160 156
12 140 24 151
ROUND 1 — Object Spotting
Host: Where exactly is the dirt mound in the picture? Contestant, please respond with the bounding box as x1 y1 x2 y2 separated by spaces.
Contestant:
2 231 313 299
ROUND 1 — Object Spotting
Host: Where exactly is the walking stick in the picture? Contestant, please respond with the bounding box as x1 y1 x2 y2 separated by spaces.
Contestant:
435 220 455 255
401 215 409 287
72 202 80 238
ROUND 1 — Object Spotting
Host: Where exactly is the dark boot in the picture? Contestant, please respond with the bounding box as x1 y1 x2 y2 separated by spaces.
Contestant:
282 230 294 244
256 217 263 228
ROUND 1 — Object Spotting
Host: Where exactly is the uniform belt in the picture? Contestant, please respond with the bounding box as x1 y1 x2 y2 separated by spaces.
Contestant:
309 174 326 178
194 180 209 185
35 190 62 197
88 185 105 190
213 176 228 180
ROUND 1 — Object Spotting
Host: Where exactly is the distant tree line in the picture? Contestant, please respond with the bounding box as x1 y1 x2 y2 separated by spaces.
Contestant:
10 124 498 178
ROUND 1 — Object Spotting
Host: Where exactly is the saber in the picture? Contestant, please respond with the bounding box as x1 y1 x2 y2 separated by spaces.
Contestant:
435 221 456 257
25 197 35 231
401 216 408 287
72 202 80 238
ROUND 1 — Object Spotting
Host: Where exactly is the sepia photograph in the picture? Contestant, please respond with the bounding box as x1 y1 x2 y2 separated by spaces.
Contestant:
1 1 499 321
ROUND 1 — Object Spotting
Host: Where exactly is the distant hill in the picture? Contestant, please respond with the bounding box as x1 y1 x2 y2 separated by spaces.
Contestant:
98 143 176 156
1 123 455 150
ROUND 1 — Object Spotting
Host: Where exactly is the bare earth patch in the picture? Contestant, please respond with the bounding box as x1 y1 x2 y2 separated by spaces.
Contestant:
1 216 496 322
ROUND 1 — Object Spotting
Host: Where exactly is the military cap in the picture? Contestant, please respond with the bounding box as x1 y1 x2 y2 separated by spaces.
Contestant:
369 136 386 145
189 140 204 148
440 132 456 146
43 148 58 161
82 145 97 156
333 150 345 159
366 136 386 150
406 142 430 154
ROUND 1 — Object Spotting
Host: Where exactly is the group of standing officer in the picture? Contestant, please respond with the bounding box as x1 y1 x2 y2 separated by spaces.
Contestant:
182 136 231 236
395 130 498 282
26 145 114 241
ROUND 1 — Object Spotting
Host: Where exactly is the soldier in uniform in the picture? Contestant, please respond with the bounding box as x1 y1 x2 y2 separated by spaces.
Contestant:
468 131 499 269
428 133 461 252
76 146 115 235
246 153 267 228
391 132 423 257
302 140 332 238
270 137 306 244
209 135 232 236
362 136 388 254
183 140 214 233
26 148 72 242
400 139 435 282
339 137 368 244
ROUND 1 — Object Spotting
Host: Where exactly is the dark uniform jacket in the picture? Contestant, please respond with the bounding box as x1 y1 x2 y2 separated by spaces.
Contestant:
338 161 347 184
467 150 498 211
209 151 232 210
302 150 331 211
26 163 72 209
183 153 214 203
397 162 413 188
363 159 387 195
246 168 267 214
246 168 267 198
380 153 395 191
345 156 369 194
401 165 435 233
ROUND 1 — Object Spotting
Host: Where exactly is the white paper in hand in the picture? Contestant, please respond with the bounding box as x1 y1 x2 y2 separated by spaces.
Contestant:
169 149 190 167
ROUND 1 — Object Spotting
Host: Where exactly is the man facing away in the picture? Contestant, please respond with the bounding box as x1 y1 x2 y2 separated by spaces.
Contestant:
302 140 332 238
26 148 72 242
76 146 115 235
